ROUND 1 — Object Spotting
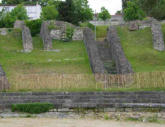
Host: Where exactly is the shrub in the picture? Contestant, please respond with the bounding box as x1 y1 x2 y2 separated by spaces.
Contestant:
41 5 58 20
26 19 42 36
66 24 74 41
80 22 95 31
11 102 54 114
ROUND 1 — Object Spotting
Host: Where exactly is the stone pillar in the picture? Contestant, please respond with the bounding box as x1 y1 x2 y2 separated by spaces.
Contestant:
0 65 10 91
151 19 165 51
40 21 52 50
22 25 33 52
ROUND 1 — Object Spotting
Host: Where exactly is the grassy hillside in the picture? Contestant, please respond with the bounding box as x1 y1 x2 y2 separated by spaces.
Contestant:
117 24 165 72
0 30 95 91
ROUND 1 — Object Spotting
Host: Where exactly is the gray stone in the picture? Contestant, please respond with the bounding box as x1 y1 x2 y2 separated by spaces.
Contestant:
0 28 7 35
22 26 33 52
83 28 106 74
107 26 133 74
72 28 83 40
50 29 62 40
151 19 165 51
128 21 139 31
14 20 25 29
40 21 53 50
0 65 10 91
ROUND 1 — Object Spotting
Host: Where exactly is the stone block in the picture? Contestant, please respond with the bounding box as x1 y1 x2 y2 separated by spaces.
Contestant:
22 26 33 52
14 20 25 29
151 19 165 51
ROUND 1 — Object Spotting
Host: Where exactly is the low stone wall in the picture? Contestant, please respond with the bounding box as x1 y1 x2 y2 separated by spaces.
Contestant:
0 92 165 111
50 21 83 41
83 28 105 73
107 26 133 74
40 21 52 50
0 65 10 91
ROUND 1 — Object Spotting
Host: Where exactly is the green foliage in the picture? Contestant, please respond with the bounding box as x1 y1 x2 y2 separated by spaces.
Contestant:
48 21 56 30
80 22 95 31
124 1 146 21
10 4 28 20
41 4 58 20
66 24 74 41
98 7 111 21
11 103 54 114
2 0 38 5
26 19 42 36
57 0 93 25
0 4 28 28
138 0 165 20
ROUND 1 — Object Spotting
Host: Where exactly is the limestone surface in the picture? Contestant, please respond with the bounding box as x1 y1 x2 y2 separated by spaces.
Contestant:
151 19 165 51
22 26 33 52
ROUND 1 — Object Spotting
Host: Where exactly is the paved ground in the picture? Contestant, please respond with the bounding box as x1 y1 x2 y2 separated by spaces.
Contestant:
0 118 164 127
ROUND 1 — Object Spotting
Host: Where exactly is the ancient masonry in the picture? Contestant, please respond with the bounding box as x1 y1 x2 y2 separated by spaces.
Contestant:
151 19 165 51
83 26 133 74
0 65 10 91
22 25 33 52
83 28 106 73
50 21 83 41
107 26 133 74
40 21 53 50
1 92 165 111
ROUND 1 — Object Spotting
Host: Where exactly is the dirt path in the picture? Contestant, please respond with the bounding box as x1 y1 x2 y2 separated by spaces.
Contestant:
0 118 164 127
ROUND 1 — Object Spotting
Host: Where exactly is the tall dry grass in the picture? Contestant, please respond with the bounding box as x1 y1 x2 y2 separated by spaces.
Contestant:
7 71 165 91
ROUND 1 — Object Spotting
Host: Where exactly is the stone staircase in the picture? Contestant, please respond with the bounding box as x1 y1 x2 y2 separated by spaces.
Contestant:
96 40 117 74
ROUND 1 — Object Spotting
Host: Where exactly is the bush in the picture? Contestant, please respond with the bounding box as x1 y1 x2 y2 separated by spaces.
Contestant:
98 7 111 21
66 24 74 41
11 102 54 114
80 22 95 31
26 19 42 36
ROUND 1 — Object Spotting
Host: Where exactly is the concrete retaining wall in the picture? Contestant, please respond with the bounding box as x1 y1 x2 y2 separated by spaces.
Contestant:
0 92 165 111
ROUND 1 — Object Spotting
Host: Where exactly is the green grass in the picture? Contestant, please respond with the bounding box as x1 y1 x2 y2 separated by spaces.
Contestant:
117 25 165 72
0 30 93 90
96 25 109 40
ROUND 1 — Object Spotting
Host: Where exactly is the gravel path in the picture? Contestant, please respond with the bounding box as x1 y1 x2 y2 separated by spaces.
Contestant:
0 118 164 127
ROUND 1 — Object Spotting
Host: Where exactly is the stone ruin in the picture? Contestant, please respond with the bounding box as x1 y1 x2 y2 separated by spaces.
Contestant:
0 28 7 36
0 65 10 91
151 19 165 51
83 28 106 74
22 25 33 52
49 21 84 41
14 20 33 52
126 18 165 51
40 21 53 50
107 26 133 74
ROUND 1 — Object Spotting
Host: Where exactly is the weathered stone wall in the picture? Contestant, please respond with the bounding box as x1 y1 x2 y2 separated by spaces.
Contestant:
107 26 133 74
14 20 25 29
151 19 165 51
40 21 52 50
50 21 83 41
0 65 10 91
0 92 165 111
22 25 33 52
83 28 106 73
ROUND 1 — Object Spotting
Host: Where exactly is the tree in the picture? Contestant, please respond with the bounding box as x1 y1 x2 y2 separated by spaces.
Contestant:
98 7 111 21
10 4 28 20
123 1 145 21
138 0 165 20
57 0 93 25
41 4 58 20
